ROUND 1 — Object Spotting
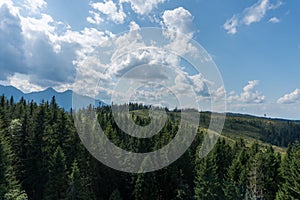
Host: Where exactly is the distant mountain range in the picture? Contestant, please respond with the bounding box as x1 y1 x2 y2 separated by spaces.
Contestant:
0 85 107 111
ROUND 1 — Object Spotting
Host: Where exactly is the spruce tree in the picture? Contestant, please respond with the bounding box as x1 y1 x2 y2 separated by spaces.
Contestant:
174 170 193 200
276 142 300 199
0 136 9 198
109 189 123 200
45 146 68 200
27 103 47 199
133 172 159 200
194 150 222 200
260 146 280 200
68 160 88 200
227 144 250 199
0 134 28 200
248 151 264 199
8 118 28 183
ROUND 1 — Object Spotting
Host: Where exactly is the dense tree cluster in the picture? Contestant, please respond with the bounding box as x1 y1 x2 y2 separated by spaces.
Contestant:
221 114 300 147
0 95 299 199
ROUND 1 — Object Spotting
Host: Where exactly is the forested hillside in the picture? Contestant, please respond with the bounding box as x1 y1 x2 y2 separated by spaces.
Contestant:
0 95 300 199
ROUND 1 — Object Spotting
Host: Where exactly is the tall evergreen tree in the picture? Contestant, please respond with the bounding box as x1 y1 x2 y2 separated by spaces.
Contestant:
194 150 222 200
227 143 250 199
133 172 159 200
8 118 29 183
248 151 264 199
25 102 49 199
0 134 28 200
174 170 193 200
0 135 9 198
109 189 123 200
45 146 68 200
68 160 88 200
260 146 281 200
276 142 300 199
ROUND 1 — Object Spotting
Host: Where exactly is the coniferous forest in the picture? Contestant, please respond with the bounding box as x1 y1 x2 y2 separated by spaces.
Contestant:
0 95 300 200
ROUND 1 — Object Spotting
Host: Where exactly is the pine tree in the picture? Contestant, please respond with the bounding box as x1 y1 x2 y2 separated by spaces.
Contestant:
214 139 233 181
68 160 87 200
0 135 9 198
174 170 193 200
223 180 243 200
8 118 29 183
194 150 222 200
109 189 123 200
248 151 264 199
26 103 48 200
227 144 250 199
45 146 68 200
276 142 300 199
133 172 159 200
260 146 281 200
0 134 28 200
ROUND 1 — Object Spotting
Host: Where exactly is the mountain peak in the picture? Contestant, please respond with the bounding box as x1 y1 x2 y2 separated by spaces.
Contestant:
44 87 57 93
0 84 107 110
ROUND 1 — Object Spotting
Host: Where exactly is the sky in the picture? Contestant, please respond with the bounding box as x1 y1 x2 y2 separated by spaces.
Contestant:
0 0 300 119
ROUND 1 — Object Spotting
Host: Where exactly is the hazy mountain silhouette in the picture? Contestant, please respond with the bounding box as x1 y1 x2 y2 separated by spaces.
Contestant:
0 85 107 111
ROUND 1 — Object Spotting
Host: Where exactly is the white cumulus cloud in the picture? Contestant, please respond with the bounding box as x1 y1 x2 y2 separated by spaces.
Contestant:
243 0 271 25
0 1 114 89
229 80 265 104
24 0 47 14
91 0 126 24
268 17 280 23
223 15 239 35
120 0 165 15
129 21 140 31
277 89 300 104
161 7 198 56
87 11 103 25
224 0 283 34
7 73 44 93
162 7 194 38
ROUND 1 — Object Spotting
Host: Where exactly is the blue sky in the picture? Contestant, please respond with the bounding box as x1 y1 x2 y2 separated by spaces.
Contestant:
0 0 300 119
